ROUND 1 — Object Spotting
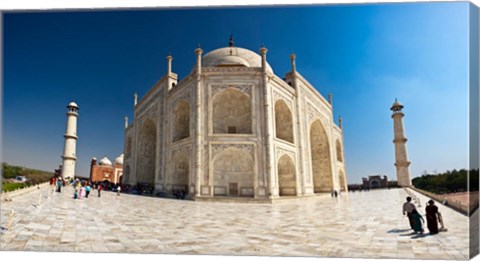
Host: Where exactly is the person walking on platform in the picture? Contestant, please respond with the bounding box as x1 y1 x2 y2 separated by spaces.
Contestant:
98 184 102 197
56 178 63 193
425 199 440 234
403 196 416 230
411 209 425 234
85 184 91 198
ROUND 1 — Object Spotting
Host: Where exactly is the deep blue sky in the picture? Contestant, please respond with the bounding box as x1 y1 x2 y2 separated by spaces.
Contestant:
2 2 471 183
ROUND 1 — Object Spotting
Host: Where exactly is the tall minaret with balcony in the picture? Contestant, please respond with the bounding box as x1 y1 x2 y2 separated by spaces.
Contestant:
391 99 412 186
61 101 79 179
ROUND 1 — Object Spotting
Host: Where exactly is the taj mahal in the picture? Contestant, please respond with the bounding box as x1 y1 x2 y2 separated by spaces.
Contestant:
122 38 348 200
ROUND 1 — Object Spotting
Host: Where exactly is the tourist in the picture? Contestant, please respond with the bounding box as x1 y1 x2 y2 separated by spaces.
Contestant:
50 177 56 191
425 199 439 234
411 209 425 234
76 179 82 191
85 184 91 198
79 185 85 199
56 178 63 193
98 184 102 197
73 188 78 199
117 185 121 196
402 196 416 230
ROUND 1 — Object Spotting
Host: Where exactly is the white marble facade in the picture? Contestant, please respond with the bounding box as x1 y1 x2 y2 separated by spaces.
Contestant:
123 41 347 200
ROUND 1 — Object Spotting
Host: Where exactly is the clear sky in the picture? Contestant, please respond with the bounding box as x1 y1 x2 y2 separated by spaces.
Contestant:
2 2 472 184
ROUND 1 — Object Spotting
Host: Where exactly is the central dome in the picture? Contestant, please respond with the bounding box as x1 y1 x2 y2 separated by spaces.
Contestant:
202 47 273 73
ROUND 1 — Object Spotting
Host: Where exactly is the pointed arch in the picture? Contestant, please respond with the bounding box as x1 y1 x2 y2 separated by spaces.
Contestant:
212 88 252 134
137 120 156 185
213 148 254 197
275 100 294 143
173 100 190 142
310 120 333 193
171 153 189 193
277 154 296 196
336 139 343 162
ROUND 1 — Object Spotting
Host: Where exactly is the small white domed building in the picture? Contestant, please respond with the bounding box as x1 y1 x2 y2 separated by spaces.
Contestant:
89 154 124 184
123 38 347 201
99 156 113 166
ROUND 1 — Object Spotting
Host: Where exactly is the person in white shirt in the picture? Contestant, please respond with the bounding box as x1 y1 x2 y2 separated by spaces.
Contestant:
403 196 417 230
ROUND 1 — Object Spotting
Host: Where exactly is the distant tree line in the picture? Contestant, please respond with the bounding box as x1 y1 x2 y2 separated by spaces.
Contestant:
388 181 400 188
412 168 479 194
2 163 53 186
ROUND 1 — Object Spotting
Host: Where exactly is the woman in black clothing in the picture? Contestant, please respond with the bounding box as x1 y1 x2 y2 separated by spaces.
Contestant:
425 199 439 234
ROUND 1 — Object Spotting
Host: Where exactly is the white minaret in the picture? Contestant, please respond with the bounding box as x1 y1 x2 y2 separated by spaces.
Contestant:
391 99 412 186
61 101 79 179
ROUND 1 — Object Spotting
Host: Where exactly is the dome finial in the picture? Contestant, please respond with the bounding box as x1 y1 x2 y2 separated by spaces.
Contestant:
229 35 234 47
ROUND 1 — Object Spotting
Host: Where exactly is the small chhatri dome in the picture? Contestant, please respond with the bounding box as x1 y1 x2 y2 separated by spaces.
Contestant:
98 156 112 166
114 154 124 165
390 98 404 111
68 101 78 108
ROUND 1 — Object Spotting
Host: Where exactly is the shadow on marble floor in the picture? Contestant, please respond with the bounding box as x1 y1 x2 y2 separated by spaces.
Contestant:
387 228 411 233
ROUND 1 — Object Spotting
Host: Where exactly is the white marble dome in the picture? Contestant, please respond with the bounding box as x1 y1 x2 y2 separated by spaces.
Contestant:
68 101 78 108
202 47 274 73
114 154 124 165
98 156 112 166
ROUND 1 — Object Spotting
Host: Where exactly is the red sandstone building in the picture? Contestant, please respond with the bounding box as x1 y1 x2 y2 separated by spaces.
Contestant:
89 154 124 184
362 175 388 189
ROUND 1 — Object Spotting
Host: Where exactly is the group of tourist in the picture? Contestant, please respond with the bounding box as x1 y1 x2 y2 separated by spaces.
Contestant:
403 196 443 235
49 176 66 193
72 180 123 199
49 176 123 199
71 179 94 199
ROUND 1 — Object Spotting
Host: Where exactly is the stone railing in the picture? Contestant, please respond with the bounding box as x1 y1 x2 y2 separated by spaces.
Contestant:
1 182 50 201
404 187 423 208
407 186 473 216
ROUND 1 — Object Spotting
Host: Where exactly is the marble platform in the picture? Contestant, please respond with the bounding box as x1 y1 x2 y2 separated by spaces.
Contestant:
0 185 474 260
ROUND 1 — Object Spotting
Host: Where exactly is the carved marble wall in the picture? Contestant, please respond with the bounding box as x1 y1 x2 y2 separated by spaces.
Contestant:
136 120 156 184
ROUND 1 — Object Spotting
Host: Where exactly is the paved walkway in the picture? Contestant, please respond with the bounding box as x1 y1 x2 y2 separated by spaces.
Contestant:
0 185 472 259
